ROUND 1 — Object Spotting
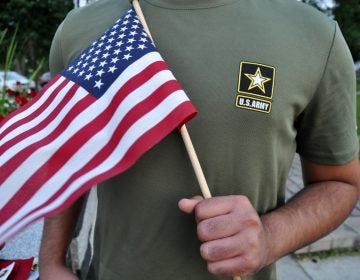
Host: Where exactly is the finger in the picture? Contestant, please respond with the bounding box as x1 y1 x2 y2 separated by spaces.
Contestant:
207 254 260 277
197 213 241 241
178 196 203 214
195 195 251 221
200 234 243 262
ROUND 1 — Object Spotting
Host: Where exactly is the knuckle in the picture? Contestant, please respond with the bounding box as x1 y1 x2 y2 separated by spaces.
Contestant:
197 220 218 241
200 243 211 260
207 263 233 276
232 196 255 214
197 222 209 241
194 202 206 220
244 213 262 229
207 263 222 275
247 233 260 249
248 260 259 272
200 243 211 261
243 255 261 274
233 195 250 206
200 243 222 261
254 218 262 229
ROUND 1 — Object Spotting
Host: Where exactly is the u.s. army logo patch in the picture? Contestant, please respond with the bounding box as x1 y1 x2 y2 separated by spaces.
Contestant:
236 61 275 113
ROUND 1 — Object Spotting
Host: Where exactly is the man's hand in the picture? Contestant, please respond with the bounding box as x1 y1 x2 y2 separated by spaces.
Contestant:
178 158 359 278
40 263 79 280
178 195 270 277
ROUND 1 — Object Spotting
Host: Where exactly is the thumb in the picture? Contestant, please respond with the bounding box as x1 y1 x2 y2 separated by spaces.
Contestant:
178 196 204 214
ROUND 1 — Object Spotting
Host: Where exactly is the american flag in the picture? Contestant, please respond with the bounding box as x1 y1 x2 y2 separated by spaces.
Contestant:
0 8 197 243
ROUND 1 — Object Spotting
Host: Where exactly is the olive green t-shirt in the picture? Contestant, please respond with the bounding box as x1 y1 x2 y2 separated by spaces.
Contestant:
50 0 358 279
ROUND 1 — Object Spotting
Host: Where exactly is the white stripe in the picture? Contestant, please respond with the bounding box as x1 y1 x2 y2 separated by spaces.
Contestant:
0 90 190 243
0 76 66 135
0 54 171 209
0 80 74 146
0 69 174 206
0 68 175 218
104 51 163 102
0 82 80 162
0 51 162 143
2 53 173 241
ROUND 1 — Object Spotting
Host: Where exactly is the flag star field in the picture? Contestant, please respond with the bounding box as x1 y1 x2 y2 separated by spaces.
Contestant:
0 8 196 243
62 9 155 98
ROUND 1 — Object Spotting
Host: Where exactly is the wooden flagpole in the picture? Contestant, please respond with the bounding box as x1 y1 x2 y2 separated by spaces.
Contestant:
131 1 241 279
131 0 212 200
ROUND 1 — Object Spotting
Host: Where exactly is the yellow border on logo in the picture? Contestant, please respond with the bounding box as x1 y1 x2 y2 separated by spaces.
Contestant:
237 61 276 100
235 95 272 113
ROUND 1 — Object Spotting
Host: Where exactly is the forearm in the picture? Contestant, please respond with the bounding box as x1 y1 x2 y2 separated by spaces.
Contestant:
261 180 359 264
39 198 84 266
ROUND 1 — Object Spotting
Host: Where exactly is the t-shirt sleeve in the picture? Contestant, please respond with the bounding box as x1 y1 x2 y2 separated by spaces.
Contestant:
49 21 66 76
296 22 359 165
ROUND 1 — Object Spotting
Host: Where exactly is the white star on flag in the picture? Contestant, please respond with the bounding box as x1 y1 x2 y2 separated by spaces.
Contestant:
0 8 197 244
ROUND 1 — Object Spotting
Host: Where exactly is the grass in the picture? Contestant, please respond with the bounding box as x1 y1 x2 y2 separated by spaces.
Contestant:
295 247 360 261
357 94 360 141
357 71 360 142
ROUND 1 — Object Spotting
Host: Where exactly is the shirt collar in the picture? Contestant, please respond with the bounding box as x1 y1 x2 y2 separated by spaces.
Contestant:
143 0 237 10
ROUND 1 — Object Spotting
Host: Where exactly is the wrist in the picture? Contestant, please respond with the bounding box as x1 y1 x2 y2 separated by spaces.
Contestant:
39 247 67 267
39 262 78 280
260 212 283 266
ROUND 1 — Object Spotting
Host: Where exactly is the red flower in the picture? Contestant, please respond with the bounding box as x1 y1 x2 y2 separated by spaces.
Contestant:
0 115 5 123
15 95 28 106
6 88 15 95
29 89 37 98
16 80 21 86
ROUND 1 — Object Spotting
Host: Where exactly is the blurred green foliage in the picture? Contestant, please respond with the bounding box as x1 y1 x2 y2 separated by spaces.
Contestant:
333 0 360 61
302 0 360 61
0 0 73 76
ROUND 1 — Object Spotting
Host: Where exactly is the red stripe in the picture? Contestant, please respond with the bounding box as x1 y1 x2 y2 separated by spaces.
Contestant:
4 102 196 235
0 94 96 222
0 76 67 142
0 74 61 131
113 60 169 103
0 84 79 157
0 60 168 182
0 79 182 223
0 93 96 188
0 60 172 223
114 102 197 173
63 102 196 207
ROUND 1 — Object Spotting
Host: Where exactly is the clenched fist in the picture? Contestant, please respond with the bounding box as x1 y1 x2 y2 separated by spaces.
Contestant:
178 195 271 277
